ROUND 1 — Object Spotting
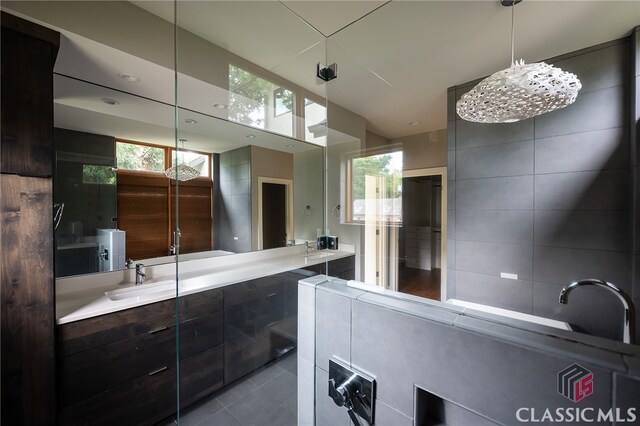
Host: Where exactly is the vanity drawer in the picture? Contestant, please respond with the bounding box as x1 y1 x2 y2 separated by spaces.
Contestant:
406 238 431 249
59 323 176 407
58 297 176 356
405 226 431 234
179 287 223 321
179 311 223 360
59 362 177 426
224 275 284 308
405 231 431 241
180 345 224 407
405 247 430 258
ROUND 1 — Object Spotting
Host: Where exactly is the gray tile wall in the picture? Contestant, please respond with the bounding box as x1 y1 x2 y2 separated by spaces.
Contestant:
448 37 637 342
219 146 252 253
301 279 640 426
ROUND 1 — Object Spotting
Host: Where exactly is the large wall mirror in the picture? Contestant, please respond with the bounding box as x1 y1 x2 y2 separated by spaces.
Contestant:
4 1 327 277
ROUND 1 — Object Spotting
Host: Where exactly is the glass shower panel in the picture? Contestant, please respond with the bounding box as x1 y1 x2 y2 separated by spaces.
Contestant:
174 1 326 424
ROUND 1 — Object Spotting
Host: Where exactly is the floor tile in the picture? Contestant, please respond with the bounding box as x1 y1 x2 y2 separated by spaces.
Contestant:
248 363 286 387
179 397 224 425
277 351 297 375
195 407 242 426
215 377 258 407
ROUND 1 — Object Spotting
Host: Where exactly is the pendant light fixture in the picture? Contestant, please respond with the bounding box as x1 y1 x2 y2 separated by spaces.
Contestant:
456 0 582 124
165 139 200 181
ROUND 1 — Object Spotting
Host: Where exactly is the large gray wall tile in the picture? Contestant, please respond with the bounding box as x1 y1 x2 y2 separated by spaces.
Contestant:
457 176 533 210
534 210 630 252
447 181 455 210
534 169 630 211
553 41 629 94
447 122 455 152
447 88 456 122
535 127 629 174
455 118 534 149
232 146 250 165
298 284 316 364
447 238 456 270
533 246 630 288
374 400 413 426
447 150 455 180
315 289 352 371
534 85 627 139
447 210 455 239
455 270 533 313
614 375 640 417
456 241 533 281
456 140 533 179
298 358 315 426
456 210 533 245
439 398 500 426
533 281 624 341
350 300 614 425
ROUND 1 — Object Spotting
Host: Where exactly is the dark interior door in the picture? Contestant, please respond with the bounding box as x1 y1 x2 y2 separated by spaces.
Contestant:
262 183 286 249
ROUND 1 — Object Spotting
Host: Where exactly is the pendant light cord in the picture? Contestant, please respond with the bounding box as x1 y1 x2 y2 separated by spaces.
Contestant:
510 3 515 66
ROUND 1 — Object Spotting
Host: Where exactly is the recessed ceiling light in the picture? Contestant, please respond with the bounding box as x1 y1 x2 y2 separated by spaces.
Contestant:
117 73 141 83
286 144 295 148
184 119 198 124
408 121 421 126
213 103 228 109
246 134 256 139
101 98 120 106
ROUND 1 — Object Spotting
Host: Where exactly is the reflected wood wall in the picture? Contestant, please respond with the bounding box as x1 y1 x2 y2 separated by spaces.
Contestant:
117 170 213 260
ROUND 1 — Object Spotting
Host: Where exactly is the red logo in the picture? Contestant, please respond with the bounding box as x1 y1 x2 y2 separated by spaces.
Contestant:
558 364 593 402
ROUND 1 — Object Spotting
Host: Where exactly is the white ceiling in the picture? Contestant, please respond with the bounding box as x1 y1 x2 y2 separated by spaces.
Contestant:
5 1 640 141
134 0 640 138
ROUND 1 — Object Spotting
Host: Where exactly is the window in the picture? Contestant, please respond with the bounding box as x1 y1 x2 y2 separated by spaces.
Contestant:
116 141 165 172
347 150 403 224
228 64 295 137
171 149 210 178
116 139 211 179
82 164 116 184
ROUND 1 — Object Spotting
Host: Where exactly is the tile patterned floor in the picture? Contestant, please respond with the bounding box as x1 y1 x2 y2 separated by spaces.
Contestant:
159 351 297 426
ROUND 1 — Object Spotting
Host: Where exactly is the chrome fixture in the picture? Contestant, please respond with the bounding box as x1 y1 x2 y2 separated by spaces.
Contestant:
305 241 316 254
456 0 581 123
559 279 636 344
317 63 338 82
135 263 146 286
328 358 375 426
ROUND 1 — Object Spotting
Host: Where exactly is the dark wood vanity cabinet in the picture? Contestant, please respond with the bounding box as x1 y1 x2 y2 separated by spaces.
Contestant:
57 288 224 426
57 255 354 424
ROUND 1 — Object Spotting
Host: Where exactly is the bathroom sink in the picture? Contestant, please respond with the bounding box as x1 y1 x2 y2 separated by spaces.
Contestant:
305 252 335 260
105 280 176 301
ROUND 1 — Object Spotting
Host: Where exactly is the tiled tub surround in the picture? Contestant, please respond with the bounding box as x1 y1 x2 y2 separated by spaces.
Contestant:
299 277 640 426
447 33 640 342
56 244 354 324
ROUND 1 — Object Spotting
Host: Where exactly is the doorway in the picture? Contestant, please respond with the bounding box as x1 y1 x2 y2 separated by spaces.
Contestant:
258 177 293 250
398 168 447 301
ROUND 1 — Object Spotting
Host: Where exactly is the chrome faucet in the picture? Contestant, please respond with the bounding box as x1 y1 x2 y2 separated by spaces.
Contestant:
135 263 146 286
559 278 636 344
305 241 315 254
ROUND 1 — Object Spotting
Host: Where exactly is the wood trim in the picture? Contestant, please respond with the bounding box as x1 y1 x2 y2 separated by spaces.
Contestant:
1 12 60 50
116 169 169 187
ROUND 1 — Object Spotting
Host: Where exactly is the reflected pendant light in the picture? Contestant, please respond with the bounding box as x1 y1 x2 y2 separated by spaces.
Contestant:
456 0 581 123
165 139 200 181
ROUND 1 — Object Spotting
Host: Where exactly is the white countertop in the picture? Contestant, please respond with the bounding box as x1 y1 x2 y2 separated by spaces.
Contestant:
56 245 354 325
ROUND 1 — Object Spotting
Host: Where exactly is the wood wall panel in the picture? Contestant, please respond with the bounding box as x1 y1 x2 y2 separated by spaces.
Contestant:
171 178 213 255
1 175 55 424
1 15 59 177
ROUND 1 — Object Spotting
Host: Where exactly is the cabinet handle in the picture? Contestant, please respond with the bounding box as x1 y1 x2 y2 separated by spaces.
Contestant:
266 293 278 298
148 326 169 334
148 366 168 376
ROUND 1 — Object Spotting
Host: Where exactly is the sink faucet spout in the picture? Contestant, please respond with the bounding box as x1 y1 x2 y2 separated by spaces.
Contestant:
135 263 146 286
559 278 636 344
